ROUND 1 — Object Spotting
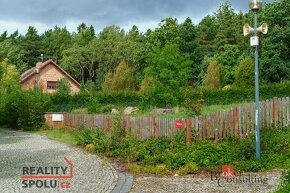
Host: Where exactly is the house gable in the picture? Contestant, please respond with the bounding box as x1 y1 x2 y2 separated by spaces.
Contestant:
20 60 81 94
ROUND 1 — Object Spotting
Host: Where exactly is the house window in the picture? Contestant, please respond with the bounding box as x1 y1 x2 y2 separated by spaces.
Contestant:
47 81 57 89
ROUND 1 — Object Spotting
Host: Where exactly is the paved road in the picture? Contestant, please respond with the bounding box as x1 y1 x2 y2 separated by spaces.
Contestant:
0 128 131 193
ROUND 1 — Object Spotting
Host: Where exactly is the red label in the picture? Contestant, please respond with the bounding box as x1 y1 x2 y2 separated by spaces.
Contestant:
222 165 235 178
175 120 184 128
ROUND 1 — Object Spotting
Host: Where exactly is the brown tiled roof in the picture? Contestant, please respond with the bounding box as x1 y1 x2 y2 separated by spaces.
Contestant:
20 67 35 80
20 59 81 87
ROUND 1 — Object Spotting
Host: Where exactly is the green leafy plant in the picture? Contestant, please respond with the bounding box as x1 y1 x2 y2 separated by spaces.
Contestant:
1 89 51 129
127 163 142 175
67 123 289 175
184 92 205 117
176 162 199 175
274 169 290 193
141 44 192 107
154 164 171 175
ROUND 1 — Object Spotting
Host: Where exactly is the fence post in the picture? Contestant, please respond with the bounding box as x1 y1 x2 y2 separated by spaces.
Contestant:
233 107 238 137
62 113 66 127
106 115 112 130
152 117 157 137
91 115 94 127
186 118 191 145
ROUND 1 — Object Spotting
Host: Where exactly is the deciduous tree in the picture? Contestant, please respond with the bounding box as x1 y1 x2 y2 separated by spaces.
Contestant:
142 44 191 106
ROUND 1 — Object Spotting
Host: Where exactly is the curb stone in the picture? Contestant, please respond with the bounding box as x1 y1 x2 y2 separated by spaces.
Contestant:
111 172 133 193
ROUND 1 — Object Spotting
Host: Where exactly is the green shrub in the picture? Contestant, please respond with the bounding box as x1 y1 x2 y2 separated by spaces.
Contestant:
73 124 289 175
189 82 290 105
235 57 254 88
93 91 145 107
85 144 95 153
235 160 264 172
274 169 290 193
144 165 156 174
88 103 115 114
176 162 199 175
154 164 171 175
50 81 290 112
74 126 107 153
204 59 221 89
0 89 51 129
127 163 141 175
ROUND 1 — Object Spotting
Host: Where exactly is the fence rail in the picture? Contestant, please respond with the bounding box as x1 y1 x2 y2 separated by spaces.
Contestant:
45 97 290 142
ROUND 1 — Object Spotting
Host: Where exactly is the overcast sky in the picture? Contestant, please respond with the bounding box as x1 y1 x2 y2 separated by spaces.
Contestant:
0 0 275 35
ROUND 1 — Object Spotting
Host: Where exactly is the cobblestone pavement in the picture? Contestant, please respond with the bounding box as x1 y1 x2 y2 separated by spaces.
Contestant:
0 128 122 193
130 170 282 193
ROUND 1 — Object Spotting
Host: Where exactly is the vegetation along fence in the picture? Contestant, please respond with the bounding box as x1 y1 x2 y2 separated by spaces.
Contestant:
47 97 290 143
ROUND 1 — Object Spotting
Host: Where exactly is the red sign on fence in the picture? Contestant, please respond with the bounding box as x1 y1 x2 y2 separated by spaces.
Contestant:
175 120 184 128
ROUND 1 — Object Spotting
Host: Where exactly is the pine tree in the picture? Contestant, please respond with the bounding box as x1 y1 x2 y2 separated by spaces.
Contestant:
214 2 240 52
179 17 202 83
20 26 43 67
197 15 218 57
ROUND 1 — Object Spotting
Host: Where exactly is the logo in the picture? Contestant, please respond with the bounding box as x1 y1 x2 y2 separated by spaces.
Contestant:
211 165 268 187
21 156 73 189
222 165 235 178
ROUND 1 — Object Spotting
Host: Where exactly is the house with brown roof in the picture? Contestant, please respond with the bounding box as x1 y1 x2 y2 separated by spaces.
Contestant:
20 59 81 94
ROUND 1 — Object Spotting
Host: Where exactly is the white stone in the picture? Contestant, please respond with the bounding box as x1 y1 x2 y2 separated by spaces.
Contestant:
111 108 119 114
124 107 139 115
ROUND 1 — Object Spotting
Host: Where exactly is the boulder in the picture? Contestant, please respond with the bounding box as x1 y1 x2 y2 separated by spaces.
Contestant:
124 107 139 115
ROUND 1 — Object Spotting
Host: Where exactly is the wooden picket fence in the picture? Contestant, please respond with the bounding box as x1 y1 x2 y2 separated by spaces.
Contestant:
59 97 290 143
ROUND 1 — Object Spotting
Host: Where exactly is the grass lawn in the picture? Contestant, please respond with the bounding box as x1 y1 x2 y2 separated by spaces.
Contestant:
202 102 249 114
132 102 250 118
35 127 77 145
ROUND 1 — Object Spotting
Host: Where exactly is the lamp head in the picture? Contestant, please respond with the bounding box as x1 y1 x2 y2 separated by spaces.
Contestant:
249 0 262 10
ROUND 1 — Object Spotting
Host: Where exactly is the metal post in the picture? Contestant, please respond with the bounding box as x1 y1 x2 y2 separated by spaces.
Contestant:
35 76 38 96
35 69 39 96
254 10 260 160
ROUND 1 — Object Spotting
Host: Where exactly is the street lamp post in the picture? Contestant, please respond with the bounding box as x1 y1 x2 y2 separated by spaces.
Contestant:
35 68 40 96
243 0 268 160
253 7 260 160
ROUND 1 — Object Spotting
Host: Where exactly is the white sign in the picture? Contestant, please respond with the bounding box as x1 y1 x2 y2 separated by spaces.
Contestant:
250 36 259 46
52 114 63 122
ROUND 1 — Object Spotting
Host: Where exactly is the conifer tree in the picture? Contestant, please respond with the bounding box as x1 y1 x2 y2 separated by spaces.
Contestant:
204 59 221 89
